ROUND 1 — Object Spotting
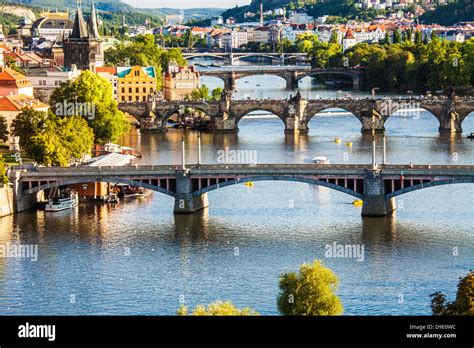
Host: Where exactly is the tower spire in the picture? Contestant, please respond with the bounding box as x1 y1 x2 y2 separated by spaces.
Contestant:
71 0 87 39
88 0 100 39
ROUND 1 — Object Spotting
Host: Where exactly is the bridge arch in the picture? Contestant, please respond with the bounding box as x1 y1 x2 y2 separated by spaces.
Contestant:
158 104 217 125
307 107 365 134
387 178 474 199
192 175 363 199
233 107 287 128
24 177 175 197
384 106 440 134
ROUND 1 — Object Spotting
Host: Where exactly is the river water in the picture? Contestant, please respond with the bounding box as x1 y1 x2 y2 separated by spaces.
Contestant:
0 60 473 315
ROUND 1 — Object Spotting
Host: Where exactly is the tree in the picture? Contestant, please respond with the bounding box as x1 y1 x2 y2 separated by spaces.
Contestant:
11 109 94 166
211 87 224 101
11 107 50 150
105 34 187 88
0 159 8 185
50 71 129 144
277 260 343 316
430 271 474 316
0 115 8 143
392 30 402 44
177 301 259 316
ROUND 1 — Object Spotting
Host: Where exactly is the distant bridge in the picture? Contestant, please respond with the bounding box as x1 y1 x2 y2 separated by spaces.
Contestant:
197 67 365 90
183 52 309 65
12 164 474 217
118 96 474 134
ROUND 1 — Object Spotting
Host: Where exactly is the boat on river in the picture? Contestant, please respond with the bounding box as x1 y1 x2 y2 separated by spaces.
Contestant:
45 191 79 212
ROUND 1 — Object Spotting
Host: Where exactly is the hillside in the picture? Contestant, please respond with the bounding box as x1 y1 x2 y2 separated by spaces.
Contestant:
420 0 474 25
1 0 223 23
222 0 385 22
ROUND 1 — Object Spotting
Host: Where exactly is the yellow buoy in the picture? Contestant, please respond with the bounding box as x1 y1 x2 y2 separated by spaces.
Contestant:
346 141 353 147
352 199 363 207
335 137 342 144
244 182 254 187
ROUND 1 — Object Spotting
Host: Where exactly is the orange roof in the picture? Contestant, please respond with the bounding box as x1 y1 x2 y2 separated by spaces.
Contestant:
0 94 48 112
344 28 355 39
0 44 11 52
96 66 117 75
0 66 32 89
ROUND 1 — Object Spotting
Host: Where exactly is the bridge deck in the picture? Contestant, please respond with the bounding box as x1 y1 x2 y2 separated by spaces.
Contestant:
19 164 474 180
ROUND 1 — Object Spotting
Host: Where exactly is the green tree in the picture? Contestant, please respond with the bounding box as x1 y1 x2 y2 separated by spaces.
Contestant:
11 107 50 150
430 271 474 315
211 87 224 101
12 109 94 166
105 34 187 88
50 71 129 144
392 30 402 44
0 159 8 185
277 260 344 316
177 301 259 316
0 115 8 143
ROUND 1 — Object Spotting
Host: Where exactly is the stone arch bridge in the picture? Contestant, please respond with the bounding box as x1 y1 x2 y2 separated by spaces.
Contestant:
183 52 309 66
118 97 474 134
11 164 474 217
199 67 365 90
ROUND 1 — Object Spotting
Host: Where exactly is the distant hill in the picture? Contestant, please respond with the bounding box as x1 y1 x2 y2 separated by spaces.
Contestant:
222 0 381 22
420 0 474 25
1 0 223 23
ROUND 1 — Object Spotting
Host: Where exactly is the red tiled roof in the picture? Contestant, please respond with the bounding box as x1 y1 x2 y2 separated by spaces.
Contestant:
0 94 48 111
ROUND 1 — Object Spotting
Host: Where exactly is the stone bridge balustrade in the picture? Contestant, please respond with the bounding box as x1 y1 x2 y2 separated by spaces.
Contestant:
118 97 474 134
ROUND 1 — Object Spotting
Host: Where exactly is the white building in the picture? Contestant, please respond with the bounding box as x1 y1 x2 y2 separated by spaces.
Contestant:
288 12 314 25
96 66 119 101
26 64 81 102
211 16 224 26
221 30 248 49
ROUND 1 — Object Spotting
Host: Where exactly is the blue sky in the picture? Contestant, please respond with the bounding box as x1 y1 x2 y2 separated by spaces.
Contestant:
122 0 251 8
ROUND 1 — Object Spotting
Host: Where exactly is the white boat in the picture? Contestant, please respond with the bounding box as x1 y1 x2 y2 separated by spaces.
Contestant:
45 192 79 212
312 156 330 164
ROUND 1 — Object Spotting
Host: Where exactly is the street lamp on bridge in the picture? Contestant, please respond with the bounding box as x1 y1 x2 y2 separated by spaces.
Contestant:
371 87 380 170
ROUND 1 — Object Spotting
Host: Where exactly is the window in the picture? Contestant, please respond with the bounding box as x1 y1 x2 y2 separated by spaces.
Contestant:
134 70 139 76
121 96 125 101
129 88 132 93
122 87 125 93
136 88 139 93
128 96 132 101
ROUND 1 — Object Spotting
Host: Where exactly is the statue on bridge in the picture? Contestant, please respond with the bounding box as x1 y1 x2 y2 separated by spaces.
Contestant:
221 89 232 101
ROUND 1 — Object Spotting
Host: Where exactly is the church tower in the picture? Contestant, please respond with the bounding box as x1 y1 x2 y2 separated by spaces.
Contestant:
63 0 104 71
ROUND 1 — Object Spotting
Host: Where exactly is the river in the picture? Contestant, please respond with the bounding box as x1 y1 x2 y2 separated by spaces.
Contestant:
0 60 473 315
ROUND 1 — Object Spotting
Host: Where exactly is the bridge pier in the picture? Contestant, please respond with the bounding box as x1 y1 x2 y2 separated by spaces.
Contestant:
362 170 396 217
173 169 209 214
9 170 43 212
438 112 463 133
360 116 386 133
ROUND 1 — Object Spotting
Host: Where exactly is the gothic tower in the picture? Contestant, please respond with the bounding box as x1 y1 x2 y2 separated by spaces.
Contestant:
63 0 104 71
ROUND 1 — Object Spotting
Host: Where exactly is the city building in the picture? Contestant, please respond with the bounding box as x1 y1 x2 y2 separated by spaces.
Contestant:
30 11 73 41
0 94 49 139
63 0 104 71
26 64 81 102
288 12 314 25
117 66 157 102
0 66 34 96
211 16 224 26
96 66 118 101
163 65 200 100
342 28 357 51
221 30 248 50
247 26 271 43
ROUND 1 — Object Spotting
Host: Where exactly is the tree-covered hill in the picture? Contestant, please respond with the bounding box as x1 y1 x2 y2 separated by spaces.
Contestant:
420 0 474 25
